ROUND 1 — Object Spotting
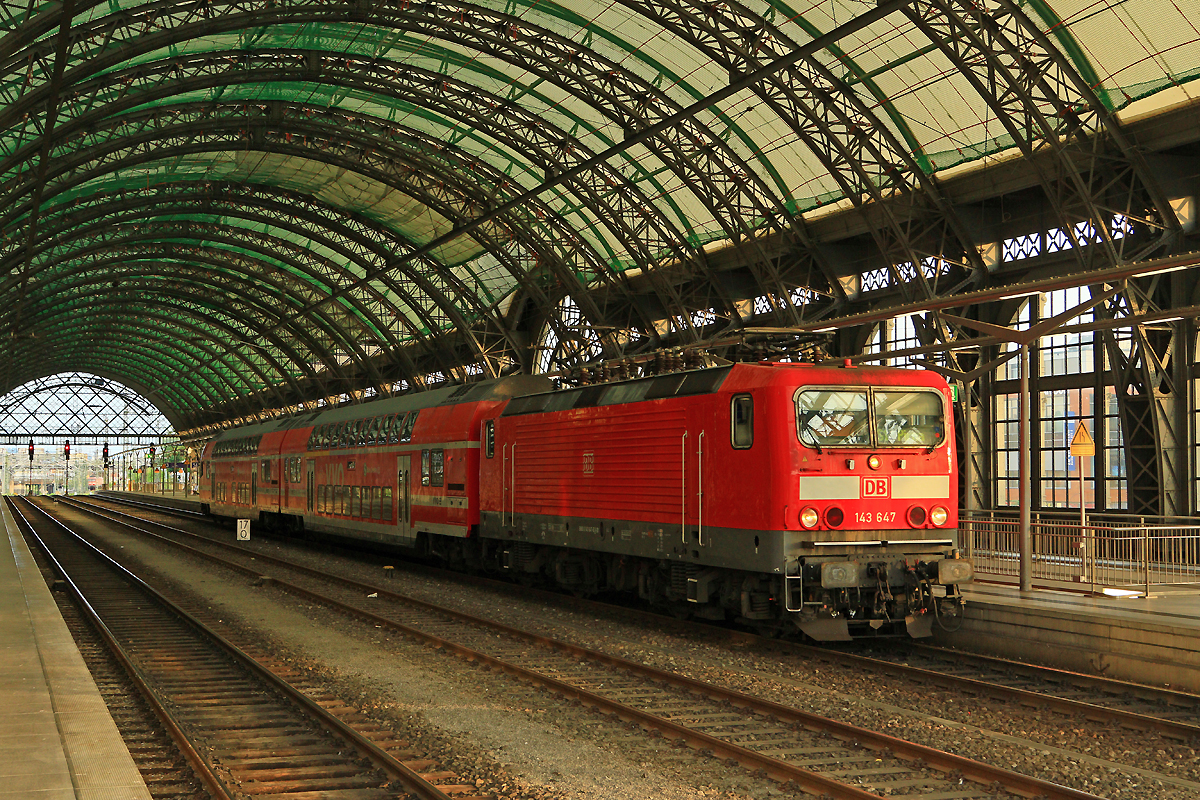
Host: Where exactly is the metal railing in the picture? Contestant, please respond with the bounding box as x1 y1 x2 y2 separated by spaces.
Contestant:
963 510 1200 595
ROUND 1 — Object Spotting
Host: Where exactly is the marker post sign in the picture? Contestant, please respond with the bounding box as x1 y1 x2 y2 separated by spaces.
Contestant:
237 519 250 541
1071 422 1095 583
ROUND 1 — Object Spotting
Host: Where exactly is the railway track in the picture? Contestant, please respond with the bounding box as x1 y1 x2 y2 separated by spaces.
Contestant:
9 496 485 800
91 492 1200 745
60 493 1105 800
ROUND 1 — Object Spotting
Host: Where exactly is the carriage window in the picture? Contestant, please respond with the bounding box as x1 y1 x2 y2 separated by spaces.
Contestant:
368 417 383 445
421 449 431 486
400 411 418 442
484 420 495 458
731 395 753 449
351 486 361 517
383 487 393 520
795 390 871 448
387 413 401 444
874 391 945 448
431 449 444 487
261 460 271 481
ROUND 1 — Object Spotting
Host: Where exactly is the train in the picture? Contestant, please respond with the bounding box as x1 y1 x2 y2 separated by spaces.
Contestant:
198 361 972 640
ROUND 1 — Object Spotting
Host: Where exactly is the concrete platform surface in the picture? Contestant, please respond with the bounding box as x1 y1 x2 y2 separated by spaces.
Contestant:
0 499 152 800
945 581 1200 692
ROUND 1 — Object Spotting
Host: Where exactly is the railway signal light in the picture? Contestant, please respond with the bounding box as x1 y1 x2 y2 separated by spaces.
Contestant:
27 439 33 462
103 442 109 465
64 440 70 460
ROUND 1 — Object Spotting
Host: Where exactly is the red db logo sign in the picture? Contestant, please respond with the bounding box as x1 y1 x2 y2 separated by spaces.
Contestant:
862 477 889 498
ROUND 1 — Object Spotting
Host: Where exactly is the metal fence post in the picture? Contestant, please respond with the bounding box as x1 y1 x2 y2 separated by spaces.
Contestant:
1142 518 1150 596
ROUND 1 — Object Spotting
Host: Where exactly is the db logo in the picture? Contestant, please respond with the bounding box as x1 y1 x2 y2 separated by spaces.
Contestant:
861 477 890 498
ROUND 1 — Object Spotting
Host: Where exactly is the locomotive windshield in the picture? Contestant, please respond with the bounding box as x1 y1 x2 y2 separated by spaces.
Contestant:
796 388 945 449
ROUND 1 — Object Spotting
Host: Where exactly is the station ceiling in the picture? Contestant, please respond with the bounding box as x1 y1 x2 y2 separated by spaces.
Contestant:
2 0 1199 433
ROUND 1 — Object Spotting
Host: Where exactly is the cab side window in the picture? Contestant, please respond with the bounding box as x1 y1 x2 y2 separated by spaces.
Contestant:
731 394 753 449
430 449 444 487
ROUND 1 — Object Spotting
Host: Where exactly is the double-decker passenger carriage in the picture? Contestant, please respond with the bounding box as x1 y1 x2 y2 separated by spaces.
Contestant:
199 361 972 640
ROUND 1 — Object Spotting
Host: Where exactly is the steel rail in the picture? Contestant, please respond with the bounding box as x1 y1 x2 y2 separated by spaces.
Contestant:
6 496 235 800
16 496 461 800
63 494 1104 800
89 493 1200 741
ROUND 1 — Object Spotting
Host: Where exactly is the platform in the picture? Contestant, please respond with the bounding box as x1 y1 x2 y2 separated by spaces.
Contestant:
944 581 1200 692
0 499 152 800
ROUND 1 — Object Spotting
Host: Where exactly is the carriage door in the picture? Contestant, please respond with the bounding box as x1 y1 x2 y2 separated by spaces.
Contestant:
306 460 315 513
251 470 257 506
397 457 411 537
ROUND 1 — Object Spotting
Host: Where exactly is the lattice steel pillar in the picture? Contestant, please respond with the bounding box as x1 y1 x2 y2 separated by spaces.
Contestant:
1100 286 1188 516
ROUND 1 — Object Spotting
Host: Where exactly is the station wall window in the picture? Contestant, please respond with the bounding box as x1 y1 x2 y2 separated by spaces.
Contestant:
989 290 1127 512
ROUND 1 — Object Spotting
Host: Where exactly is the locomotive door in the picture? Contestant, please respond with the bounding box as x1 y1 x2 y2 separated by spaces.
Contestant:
682 408 706 546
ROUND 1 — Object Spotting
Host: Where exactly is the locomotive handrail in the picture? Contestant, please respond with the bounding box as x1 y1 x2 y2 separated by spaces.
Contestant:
697 430 704 547
510 443 516 527
501 443 507 526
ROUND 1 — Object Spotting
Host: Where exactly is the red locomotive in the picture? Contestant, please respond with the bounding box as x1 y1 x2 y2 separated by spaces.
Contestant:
199 362 971 640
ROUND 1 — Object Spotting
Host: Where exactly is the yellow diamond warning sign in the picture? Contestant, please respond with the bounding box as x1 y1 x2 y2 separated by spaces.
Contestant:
1070 422 1095 457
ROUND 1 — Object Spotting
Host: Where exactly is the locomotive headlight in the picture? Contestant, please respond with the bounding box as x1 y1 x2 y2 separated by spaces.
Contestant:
821 561 859 588
800 507 820 528
867 454 881 470
938 558 974 584
930 506 949 526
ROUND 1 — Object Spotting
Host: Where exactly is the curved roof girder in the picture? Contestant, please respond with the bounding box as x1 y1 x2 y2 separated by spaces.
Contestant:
26 209 448 370
7 235 363 386
622 0 987 303
9 287 293 413
901 0 1180 268
12 264 325 405
0 0 844 330
31 241 405 400
0 98 626 359
9 180 525 380
9 326 216 421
